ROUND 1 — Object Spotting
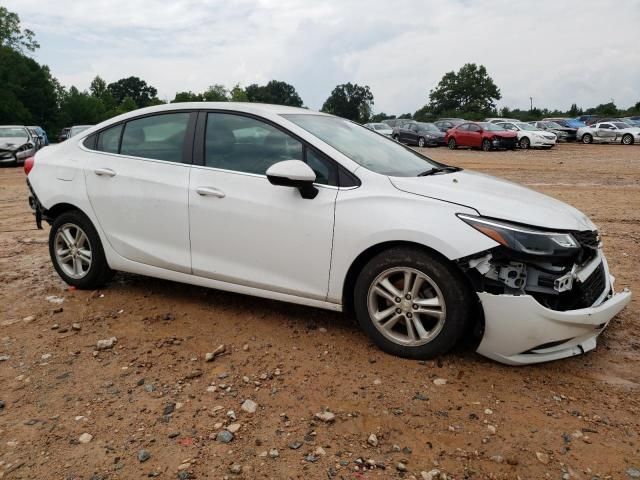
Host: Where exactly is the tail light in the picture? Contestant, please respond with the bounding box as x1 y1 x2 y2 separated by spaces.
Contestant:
24 156 35 175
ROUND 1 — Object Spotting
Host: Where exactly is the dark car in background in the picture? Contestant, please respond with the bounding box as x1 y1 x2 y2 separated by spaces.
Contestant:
28 126 49 148
445 121 517 151
434 118 465 132
529 120 577 142
543 117 584 129
392 122 446 147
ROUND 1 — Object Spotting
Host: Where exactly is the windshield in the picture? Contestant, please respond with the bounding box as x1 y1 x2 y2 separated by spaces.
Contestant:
416 123 440 132
479 123 506 131
0 127 28 139
283 114 440 176
515 122 541 131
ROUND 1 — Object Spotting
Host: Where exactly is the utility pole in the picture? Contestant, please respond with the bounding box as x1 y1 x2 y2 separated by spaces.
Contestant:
530 97 533 111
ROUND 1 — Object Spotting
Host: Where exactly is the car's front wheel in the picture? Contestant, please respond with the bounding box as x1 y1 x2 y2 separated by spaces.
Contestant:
447 138 456 149
353 247 472 359
582 133 593 144
520 136 530 149
49 210 113 289
418 137 426 148
481 139 492 151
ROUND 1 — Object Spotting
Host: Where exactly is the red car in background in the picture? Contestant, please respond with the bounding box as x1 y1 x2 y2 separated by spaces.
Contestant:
445 122 518 151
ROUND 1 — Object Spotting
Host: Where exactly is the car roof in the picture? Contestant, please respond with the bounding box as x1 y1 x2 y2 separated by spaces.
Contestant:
0 125 28 128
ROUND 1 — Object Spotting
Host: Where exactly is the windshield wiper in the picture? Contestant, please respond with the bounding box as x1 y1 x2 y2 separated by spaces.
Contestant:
417 166 462 176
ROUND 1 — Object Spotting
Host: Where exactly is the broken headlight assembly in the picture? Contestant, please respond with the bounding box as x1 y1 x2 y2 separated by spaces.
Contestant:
457 214 580 258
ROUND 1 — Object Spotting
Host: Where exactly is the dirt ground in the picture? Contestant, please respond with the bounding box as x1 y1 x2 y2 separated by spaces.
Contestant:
0 143 638 480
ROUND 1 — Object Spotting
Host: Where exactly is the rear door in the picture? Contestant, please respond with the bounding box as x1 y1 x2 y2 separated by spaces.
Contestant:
83 111 195 273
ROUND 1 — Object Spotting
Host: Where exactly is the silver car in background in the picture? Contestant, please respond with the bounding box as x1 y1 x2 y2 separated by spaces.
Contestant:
577 121 640 145
0 126 37 166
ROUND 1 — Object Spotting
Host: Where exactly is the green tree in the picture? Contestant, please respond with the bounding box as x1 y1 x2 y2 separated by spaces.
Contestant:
0 6 39 53
586 102 618 116
370 112 395 122
172 91 202 102
202 84 229 101
108 76 158 108
568 103 582 117
245 80 303 106
58 86 107 126
229 83 248 102
0 46 57 131
428 63 501 116
321 83 374 123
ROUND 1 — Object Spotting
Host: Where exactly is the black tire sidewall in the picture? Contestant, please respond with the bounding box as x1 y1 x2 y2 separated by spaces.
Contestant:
521 137 530 149
482 139 491 151
583 134 592 144
353 248 472 360
448 138 456 149
49 210 112 289
622 134 633 145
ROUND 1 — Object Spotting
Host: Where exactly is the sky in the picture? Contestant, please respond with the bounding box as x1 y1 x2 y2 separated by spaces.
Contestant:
6 0 640 115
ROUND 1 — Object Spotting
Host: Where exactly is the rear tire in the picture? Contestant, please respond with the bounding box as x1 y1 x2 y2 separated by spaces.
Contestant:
447 138 457 149
481 139 491 152
582 133 593 144
622 134 634 145
353 247 472 360
49 210 113 289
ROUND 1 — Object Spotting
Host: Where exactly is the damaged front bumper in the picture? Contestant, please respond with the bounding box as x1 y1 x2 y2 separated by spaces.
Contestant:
462 243 632 365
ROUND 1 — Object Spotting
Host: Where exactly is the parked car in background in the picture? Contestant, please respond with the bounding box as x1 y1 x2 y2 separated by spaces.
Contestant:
392 122 446 147
69 125 94 138
577 122 640 145
621 117 640 127
544 118 584 129
529 120 577 142
484 117 521 124
578 115 600 125
445 122 517 151
364 123 394 136
497 121 557 149
58 128 71 142
0 126 37 166
434 118 465 132
382 118 415 129
25 102 631 365
28 126 49 148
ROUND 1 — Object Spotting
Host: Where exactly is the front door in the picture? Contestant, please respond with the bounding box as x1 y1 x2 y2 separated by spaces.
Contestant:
188 111 337 300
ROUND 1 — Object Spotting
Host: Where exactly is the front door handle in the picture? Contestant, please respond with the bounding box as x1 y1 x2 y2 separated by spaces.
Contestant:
196 186 225 198
94 168 116 177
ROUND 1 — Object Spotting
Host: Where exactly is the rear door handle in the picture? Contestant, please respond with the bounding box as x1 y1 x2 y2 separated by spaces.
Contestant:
94 168 116 177
196 186 225 198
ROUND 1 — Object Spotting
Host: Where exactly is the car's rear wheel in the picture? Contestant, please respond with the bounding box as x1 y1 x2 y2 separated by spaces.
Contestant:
49 210 113 289
353 247 472 359
418 137 426 148
622 133 634 145
481 139 491 151
520 136 530 149
447 138 456 149
582 133 593 144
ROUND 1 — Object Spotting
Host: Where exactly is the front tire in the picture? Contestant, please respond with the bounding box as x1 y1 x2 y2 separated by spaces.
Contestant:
481 139 492 152
520 136 530 149
353 247 472 360
582 133 593 144
622 134 634 145
49 210 113 289
418 137 426 148
447 138 457 149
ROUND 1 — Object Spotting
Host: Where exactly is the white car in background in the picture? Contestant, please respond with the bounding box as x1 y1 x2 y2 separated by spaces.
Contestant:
577 121 640 145
497 121 557 149
25 103 631 365
364 122 393 136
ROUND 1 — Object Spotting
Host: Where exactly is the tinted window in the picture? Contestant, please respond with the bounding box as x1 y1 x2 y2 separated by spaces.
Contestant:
467 124 480 132
205 113 303 175
96 124 122 154
306 148 337 186
120 113 189 162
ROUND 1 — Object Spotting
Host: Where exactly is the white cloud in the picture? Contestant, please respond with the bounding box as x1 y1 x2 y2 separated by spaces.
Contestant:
6 0 640 113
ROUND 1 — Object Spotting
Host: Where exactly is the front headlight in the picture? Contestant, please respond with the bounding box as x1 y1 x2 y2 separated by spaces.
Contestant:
458 214 580 257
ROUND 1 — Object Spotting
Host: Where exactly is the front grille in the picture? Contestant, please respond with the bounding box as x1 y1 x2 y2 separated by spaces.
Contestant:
498 137 516 149
577 262 607 308
574 230 599 249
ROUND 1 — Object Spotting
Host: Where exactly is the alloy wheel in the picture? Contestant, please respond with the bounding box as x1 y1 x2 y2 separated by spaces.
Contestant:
54 223 92 279
367 267 446 347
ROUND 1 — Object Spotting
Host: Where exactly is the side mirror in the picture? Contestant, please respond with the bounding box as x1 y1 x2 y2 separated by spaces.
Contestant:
27 142 34 148
266 160 318 199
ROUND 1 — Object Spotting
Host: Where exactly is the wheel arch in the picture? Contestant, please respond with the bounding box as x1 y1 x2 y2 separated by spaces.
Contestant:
341 240 485 345
45 202 91 224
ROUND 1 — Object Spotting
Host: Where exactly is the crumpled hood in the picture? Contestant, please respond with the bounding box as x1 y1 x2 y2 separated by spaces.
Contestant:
390 170 596 231
0 137 27 150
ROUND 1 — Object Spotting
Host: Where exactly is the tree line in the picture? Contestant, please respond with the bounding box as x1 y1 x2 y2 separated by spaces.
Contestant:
1 6 638 137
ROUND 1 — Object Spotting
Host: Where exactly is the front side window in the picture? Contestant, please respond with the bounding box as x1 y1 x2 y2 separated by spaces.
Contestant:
205 113 303 175
120 113 190 162
282 114 440 177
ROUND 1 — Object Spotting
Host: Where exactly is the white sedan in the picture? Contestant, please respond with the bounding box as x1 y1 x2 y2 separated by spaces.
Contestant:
496 121 557 149
25 103 631 365
577 121 640 145
364 122 393 136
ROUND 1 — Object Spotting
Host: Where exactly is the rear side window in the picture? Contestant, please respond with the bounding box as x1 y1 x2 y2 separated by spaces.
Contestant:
120 113 190 162
96 124 122 154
